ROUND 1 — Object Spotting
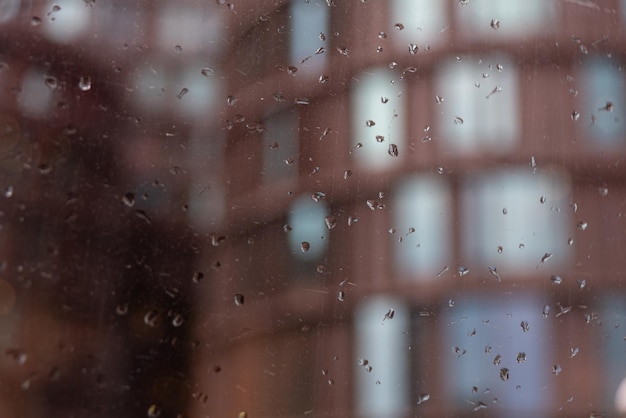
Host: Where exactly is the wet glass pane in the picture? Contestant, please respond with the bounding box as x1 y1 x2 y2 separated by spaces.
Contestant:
1 1 626 417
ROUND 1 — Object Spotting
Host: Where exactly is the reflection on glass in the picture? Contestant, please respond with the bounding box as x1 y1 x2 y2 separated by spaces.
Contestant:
287 195 328 261
355 296 409 417
461 168 572 274
289 0 328 75
352 68 404 170
17 68 54 119
580 56 626 148
444 294 552 417
437 55 518 154
392 175 452 280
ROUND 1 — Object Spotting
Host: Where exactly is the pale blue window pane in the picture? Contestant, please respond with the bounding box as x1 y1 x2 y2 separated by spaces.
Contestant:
599 295 626 413
290 0 328 75
444 294 552 417
437 56 519 155
287 195 328 261
580 57 626 148
392 175 452 279
352 68 405 171
263 110 299 183
461 169 572 274
355 296 409 418
456 0 557 39
390 0 447 45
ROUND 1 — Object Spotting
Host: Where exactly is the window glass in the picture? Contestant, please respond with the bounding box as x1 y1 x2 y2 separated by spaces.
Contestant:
436 55 519 154
444 294 552 417
390 0 447 45
600 295 626 412
392 175 452 280
461 168 572 274
289 0 328 75
579 56 626 148
355 296 409 417
287 195 329 261
352 68 404 170
455 0 557 39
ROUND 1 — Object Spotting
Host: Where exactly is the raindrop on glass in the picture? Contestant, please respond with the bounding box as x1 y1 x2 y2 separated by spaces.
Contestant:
144 310 160 327
234 293 245 306
417 393 430 404
408 43 418 55
383 309 395 321
490 19 500 30
337 291 345 301
577 221 588 231
458 266 469 276
31 16 42 26
499 368 510 381
116 303 129 316
552 364 562 376
122 192 135 207
147 404 161 417
454 116 464 125
201 67 215 77
301 242 311 252
516 352 527 363
365 120 376 127
520 320 530 332
394 23 404 30
3 186 13 198
493 354 502 365
44 76 58 89
324 216 337 230
542 304 550 318
172 314 184 327
192 272 204 283
226 95 237 106
388 143 399 157
435 95 444 104
571 110 580 121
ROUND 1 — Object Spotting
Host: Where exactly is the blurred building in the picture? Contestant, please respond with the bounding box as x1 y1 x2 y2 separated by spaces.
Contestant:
0 1 625 418
190 1 626 417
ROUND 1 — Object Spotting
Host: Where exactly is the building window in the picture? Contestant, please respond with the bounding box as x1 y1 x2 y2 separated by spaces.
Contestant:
351 68 405 171
390 0 447 46
579 56 626 149
354 296 409 417
287 195 328 262
460 168 572 275
289 0 329 75
455 0 557 39
392 175 452 280
436 55 519 155
443 294 553 416
263 109 299 184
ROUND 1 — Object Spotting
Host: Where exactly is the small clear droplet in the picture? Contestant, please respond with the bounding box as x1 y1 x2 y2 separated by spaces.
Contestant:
552 364 562 376
31 16 42 26
571 110 580 121
337 291 345 301
516 352 527 363
388 143 399 157
497 246 503 253
542 304 550 318
435 95 444 103
44 76 58 89
226 95 237 106
454 116 464 125
122 192 135 207
3 185 14 198
301 242 310 252
520 320 530 332
344 170 352 179
172 314 184 327
417 393 430 404
490 19 500 30
577 221 588 231
192 271 204 283
234 293 244 306
598 186 609 196
116 303 129 316
365 120 376 127
201 67 215 77
324 216 337 230
493 354 502 365
376 135 385 143
458 266 469 276
174 45 183 53
176 88 189 99
144 310 160 327
499 368 510 381
408 43 418 54
147 404 161 417
394 23 404 30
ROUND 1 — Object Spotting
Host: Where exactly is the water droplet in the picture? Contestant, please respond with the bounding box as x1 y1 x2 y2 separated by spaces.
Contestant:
490 19 500 30
408 43 418 54
319 74 329 84
496 63 504 71
365 120 376 127
283 224 292 232
488 266 501 282
577 279 587 289
192 271 204 283
174 45 183 53
44 76 58 89
366 200 385 210
324 216 337 230
518 243 525 249
577 221 588 231
31 16 42 26
473 401 488 411
497 246 503 253
378 31 387 39
459 0 468 4
542 304 550 318
493 354 502 365
448 299 455 307
134 210 152 224
388 143 399 157
301 242 310 252
78 76 91 91
417 393 430 404
454 116 464 125
375 135 385 143
311 191 326 202
176 88 189 99
295 97 310 105
347 216 358 226
383 309 395 320
569 347 579 358
540 195 546 204
122 192 135 207
337 291 345 301
234 293 244 306
598 186 609 196
287 65 298 75
458 266 469 276
201 67 215 77
520 320 530 332
116 303 129 316
516 352 527 363
144 310 160 327
147 404 161 417
226 95 237 106
435 95 444 104
3 185 14 198
343 170 352 179
171 313 184 327
536 252 553 268
552 364 562 376
571 110 580 121
357 358 368 366
394 23 404 30
499 368 510 381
